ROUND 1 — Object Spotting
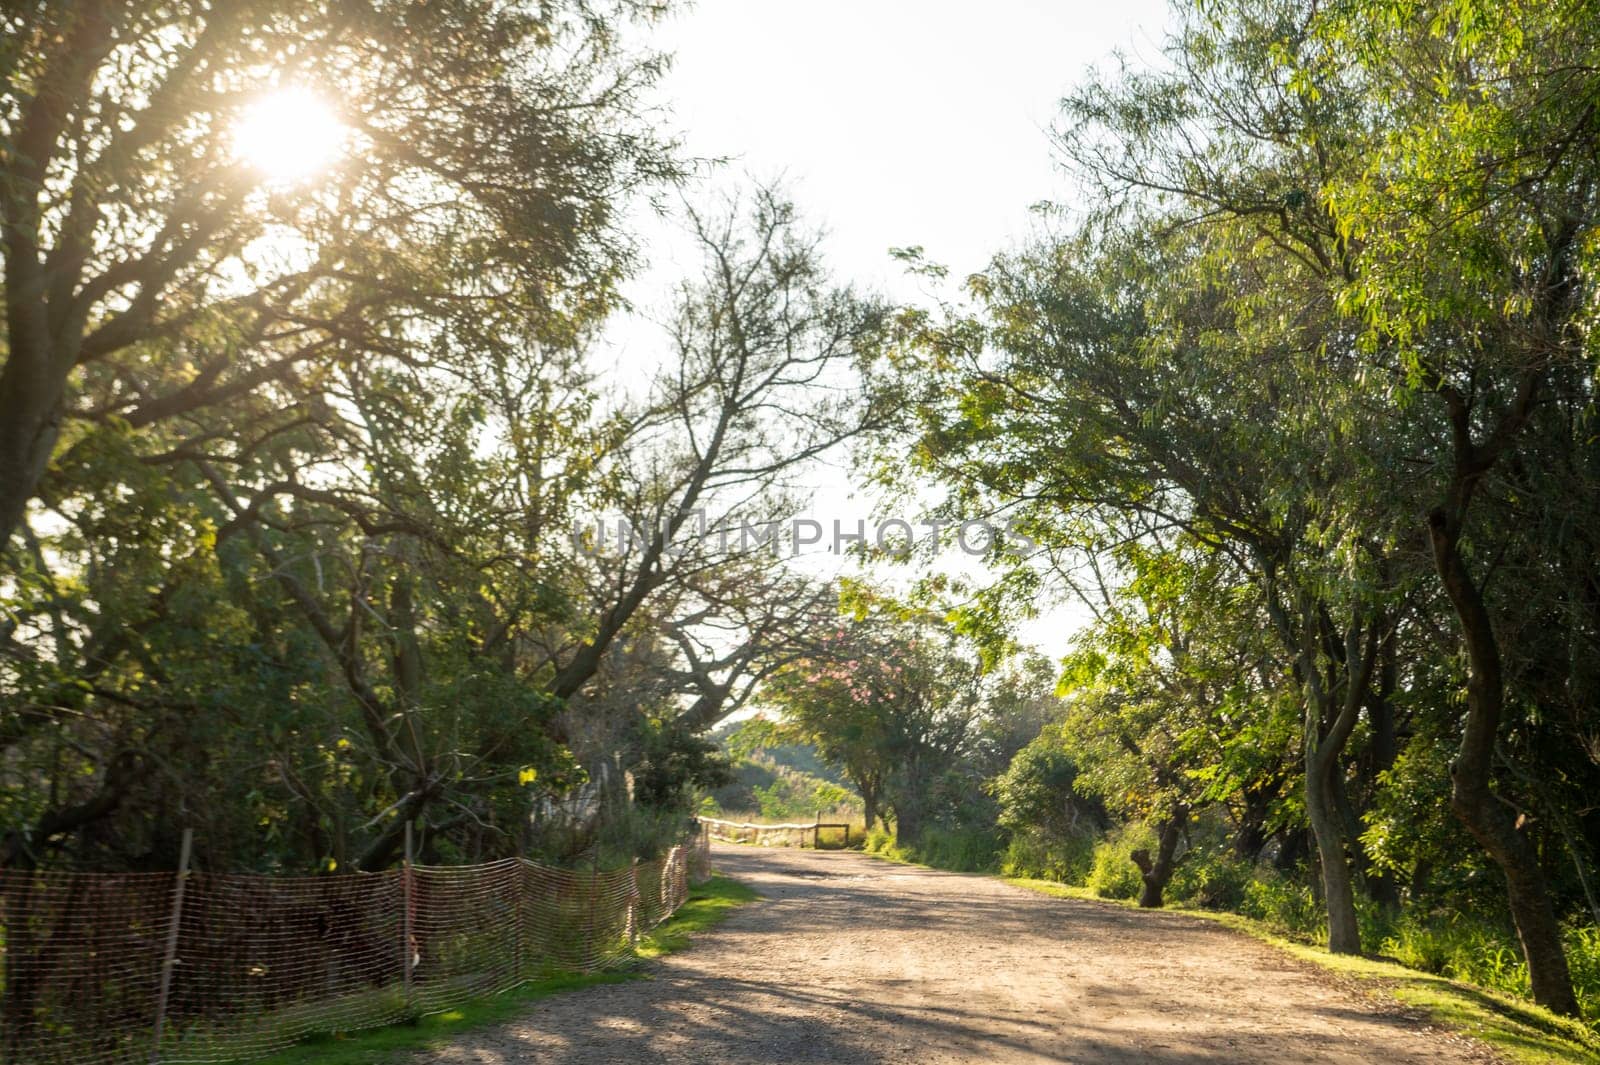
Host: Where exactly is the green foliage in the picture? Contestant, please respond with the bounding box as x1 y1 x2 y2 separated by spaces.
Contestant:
759 598 991 840
1167 848 1256 913
991 727 1100 837
713 720 850 787
751 779 853 822
1086 825 1156 901
862 827 904 860
630 721 733 813
1380 918 1600 1026
912 826 1005 873
1236 876 1325 943
590 804 694 868
708 721 861 822
858 824 1001 872
256 875 755 1065
1001 827 1095 884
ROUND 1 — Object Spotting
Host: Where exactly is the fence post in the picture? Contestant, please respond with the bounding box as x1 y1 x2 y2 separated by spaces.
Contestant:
628 857 640 946
402 821 414 1012
586 851 598 971
512 858 525 984
814 810 821 850
149 827 193 1064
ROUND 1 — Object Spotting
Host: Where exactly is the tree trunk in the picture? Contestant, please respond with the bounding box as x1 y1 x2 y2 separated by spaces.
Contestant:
1131 804 1186 908
1363 626 1401 909
1429 509 1579 1015
1306 737 1361 954
0 347 68 554
892 799 924 848
1263 579 1373 955
1300 614 1377 956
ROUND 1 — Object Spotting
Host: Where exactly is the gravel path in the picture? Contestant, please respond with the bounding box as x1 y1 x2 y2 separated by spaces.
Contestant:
416 843 1497 1064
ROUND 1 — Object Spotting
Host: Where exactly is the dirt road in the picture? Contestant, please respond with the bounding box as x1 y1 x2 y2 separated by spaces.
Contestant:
419 843 1495 1064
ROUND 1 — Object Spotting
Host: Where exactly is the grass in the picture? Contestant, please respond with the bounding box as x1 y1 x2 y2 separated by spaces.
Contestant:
634 875 759 958
253 875 757 1065
1005 876 1600 1065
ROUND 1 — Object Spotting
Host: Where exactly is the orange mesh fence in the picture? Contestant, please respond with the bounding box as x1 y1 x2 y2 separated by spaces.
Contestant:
0 870 174 1065
0 832 713 1065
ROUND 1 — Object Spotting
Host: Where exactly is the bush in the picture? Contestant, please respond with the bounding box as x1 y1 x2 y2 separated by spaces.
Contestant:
862 825 1002 871
1237 873 1323 941
1168 847 1254 911
1377 917 1600 1026
863 826 903 859
1565 923 1600 1024
914 826 1003 873
1086 824 1155 900
1001 827 1095 884
592 803 690 866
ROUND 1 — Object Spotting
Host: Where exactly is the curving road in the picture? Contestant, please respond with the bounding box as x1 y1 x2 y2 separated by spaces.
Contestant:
418 843 1495 1064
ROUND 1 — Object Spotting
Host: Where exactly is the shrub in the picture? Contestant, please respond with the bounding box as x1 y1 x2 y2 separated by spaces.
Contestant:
914 826 1003 873
863 827 903 859
1237 872 1323 941
1564 923 1600 1024
592 803 690 866
1168 847 1254 911
1086 824 1155 900
1001 827 1095 884
1410 918 1600 1025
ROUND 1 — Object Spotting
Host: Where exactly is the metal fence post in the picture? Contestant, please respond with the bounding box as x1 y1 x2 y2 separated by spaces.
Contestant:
150 827 193 1064
402 821 414 1012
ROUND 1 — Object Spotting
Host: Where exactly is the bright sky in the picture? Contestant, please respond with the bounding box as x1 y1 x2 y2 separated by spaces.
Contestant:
644 0 1171 294
611 0 1174 654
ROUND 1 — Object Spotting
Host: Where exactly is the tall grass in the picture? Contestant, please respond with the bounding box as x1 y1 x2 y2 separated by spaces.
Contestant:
1001 828 1095 884
1381 914 1600 1023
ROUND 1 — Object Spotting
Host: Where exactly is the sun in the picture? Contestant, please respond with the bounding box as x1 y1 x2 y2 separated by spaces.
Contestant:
233 88 345 183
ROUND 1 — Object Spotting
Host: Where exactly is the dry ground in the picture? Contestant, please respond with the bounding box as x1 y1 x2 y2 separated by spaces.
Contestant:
416 842 1498 1064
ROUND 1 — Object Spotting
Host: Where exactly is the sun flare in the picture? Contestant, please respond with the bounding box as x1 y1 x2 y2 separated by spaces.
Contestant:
233 88 345 183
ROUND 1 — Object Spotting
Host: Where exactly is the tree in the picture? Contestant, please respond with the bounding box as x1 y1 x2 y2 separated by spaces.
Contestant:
0 177 891 874
1054 531 1292 908
1313 0 1600 1014
762 594 988 845
0 0 673 558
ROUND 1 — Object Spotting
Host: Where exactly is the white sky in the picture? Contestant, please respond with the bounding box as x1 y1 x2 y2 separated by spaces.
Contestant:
607 0 1173 655
643 0 1170 292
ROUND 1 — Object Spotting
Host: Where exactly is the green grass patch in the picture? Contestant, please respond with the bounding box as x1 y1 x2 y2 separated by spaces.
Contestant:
634 875 759 958
255 874 757 1065
1006 876 1600 1065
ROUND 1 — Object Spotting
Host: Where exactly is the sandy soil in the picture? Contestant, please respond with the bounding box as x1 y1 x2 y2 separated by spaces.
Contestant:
415 843 1498 1064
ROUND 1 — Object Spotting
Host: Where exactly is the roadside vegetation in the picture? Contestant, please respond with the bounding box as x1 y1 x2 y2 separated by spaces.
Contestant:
254 876 757 1065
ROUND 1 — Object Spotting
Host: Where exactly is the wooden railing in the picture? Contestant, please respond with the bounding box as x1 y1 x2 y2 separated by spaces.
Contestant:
699 815 851 849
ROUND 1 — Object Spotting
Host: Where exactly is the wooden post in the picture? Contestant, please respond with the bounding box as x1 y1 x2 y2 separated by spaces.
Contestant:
814 810 821 849
512 858 525 984
586 850 599 971
402 821 414 1010
150 828 193 1064
628 857 640 946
